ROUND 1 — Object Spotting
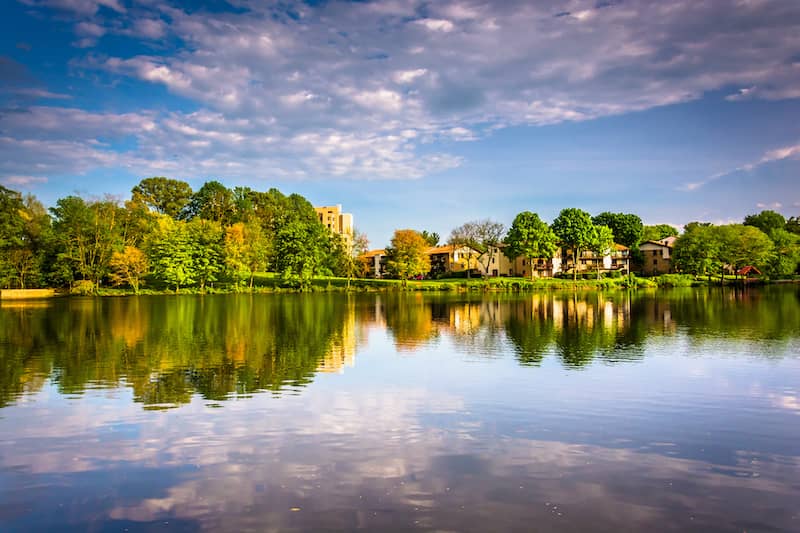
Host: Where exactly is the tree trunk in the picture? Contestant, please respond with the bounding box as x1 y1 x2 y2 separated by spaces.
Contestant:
573 247 578 282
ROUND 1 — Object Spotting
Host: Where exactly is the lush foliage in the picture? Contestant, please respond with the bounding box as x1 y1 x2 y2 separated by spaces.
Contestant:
0 178 352 292
642 224 679 242
592 212 644 248
503 211 558 279
552 208 595 281
386 229 431 282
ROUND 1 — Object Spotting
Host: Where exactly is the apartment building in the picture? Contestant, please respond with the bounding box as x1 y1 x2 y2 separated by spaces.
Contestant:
314 204 354 249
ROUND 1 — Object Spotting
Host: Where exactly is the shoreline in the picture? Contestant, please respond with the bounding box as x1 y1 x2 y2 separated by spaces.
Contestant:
4 274 795 298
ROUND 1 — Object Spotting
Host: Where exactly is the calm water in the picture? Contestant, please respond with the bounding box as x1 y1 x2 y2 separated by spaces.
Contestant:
1 288 799 532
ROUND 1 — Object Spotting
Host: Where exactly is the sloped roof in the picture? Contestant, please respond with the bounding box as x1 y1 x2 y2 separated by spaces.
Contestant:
362 249 386 257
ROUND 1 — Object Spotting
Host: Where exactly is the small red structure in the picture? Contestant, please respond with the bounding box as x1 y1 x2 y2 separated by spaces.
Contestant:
736 265 762 277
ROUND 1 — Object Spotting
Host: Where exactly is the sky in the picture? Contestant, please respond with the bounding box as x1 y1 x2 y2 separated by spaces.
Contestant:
1 0 799 247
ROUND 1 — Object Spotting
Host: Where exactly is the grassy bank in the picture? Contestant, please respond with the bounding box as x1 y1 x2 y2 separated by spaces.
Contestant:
76 273 734 296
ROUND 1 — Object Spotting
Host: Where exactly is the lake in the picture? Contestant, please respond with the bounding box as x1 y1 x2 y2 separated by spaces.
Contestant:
1 288 799 532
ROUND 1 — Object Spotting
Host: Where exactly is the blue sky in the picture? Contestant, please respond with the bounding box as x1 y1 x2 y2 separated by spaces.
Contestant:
1 0 799 247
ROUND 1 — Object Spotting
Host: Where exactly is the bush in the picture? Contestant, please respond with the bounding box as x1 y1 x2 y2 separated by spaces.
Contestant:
71 280 96 295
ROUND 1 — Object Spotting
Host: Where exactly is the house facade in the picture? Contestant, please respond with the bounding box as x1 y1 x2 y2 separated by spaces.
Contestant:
638 236 675 275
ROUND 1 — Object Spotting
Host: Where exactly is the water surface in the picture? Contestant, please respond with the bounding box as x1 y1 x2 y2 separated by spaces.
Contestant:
1 288 799 532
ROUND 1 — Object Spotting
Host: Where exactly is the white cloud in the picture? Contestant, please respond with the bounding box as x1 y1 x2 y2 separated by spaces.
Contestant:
9 0 800 183
682 142 800 192
415 18 455 32
1 175 48 186
393 69 428 84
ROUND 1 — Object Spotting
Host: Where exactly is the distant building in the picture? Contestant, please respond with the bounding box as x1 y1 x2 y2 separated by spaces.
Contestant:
638 236 675 275
362 249 388 278
314 204 354 249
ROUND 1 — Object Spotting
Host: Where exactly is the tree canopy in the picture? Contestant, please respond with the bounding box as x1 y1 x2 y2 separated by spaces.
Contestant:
504 211 558 279
592 212 643 248
386 229 431 283
552 208 594 281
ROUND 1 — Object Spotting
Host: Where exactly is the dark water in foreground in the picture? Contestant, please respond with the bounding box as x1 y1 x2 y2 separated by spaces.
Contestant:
1 288 799 532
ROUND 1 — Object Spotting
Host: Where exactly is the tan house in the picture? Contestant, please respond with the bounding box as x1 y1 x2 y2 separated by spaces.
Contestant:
426 245 482 277
638 237 675 275
362 249 387 278
315 204 354 250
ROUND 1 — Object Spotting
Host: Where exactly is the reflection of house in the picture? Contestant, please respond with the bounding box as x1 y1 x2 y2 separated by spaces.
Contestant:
638 237 675 275
314 204 354 250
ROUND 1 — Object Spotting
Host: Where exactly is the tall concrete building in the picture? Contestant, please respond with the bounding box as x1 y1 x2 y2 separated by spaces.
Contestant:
314 204 354 249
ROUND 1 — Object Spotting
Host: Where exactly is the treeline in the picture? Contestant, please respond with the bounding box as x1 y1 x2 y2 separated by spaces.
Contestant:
673 211 800 280
386 207 800 281
0 178 362 292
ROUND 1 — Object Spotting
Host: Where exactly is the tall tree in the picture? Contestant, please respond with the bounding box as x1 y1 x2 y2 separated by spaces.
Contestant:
181 180 234 225
743 210 786 235
50 196 122 291
587 225 615 279
147 216 195 292
592 212 643 248
766 228 800 277
224 221 271 290
386 229 431 285
273 219 328 288
786 216 800 235
642 224 679 242
131 177 193 218
109 246 148 294
504 211 558 279
717 224 774 278
420 230 440 247
673 222 719 279
187 218 224 292
0 186 27 287
551 208 594 281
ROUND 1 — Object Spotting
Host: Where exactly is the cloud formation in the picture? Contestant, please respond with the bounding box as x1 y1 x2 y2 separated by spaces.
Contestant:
3 0 800 184
682 141 800 192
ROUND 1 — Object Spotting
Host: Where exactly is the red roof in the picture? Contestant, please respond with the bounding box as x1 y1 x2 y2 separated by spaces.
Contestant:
736 265 762 276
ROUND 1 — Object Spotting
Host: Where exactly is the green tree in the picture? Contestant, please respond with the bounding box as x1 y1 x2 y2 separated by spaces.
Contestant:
181 180 234 225
766 228 800 277
420 230 440 247
642 224 679 242
147 216 195 292
503 211 558 279
592 212 644 248
673 222 720 279
50 196 123 291
587 224 615 279
717 224 774 278
551 208 594 281
0 186 25 287
225 221 271 290
786 216 800 236
274 220 328 288
187 218 224 292
386 229 431 285
131 177 193 219
743 210 786 235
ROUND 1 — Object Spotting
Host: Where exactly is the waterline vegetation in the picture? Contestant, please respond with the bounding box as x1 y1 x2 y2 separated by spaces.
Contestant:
1 181 799 295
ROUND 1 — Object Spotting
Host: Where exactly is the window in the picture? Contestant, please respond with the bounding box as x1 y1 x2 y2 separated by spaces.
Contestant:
491 257 496 264
653 259 658 266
